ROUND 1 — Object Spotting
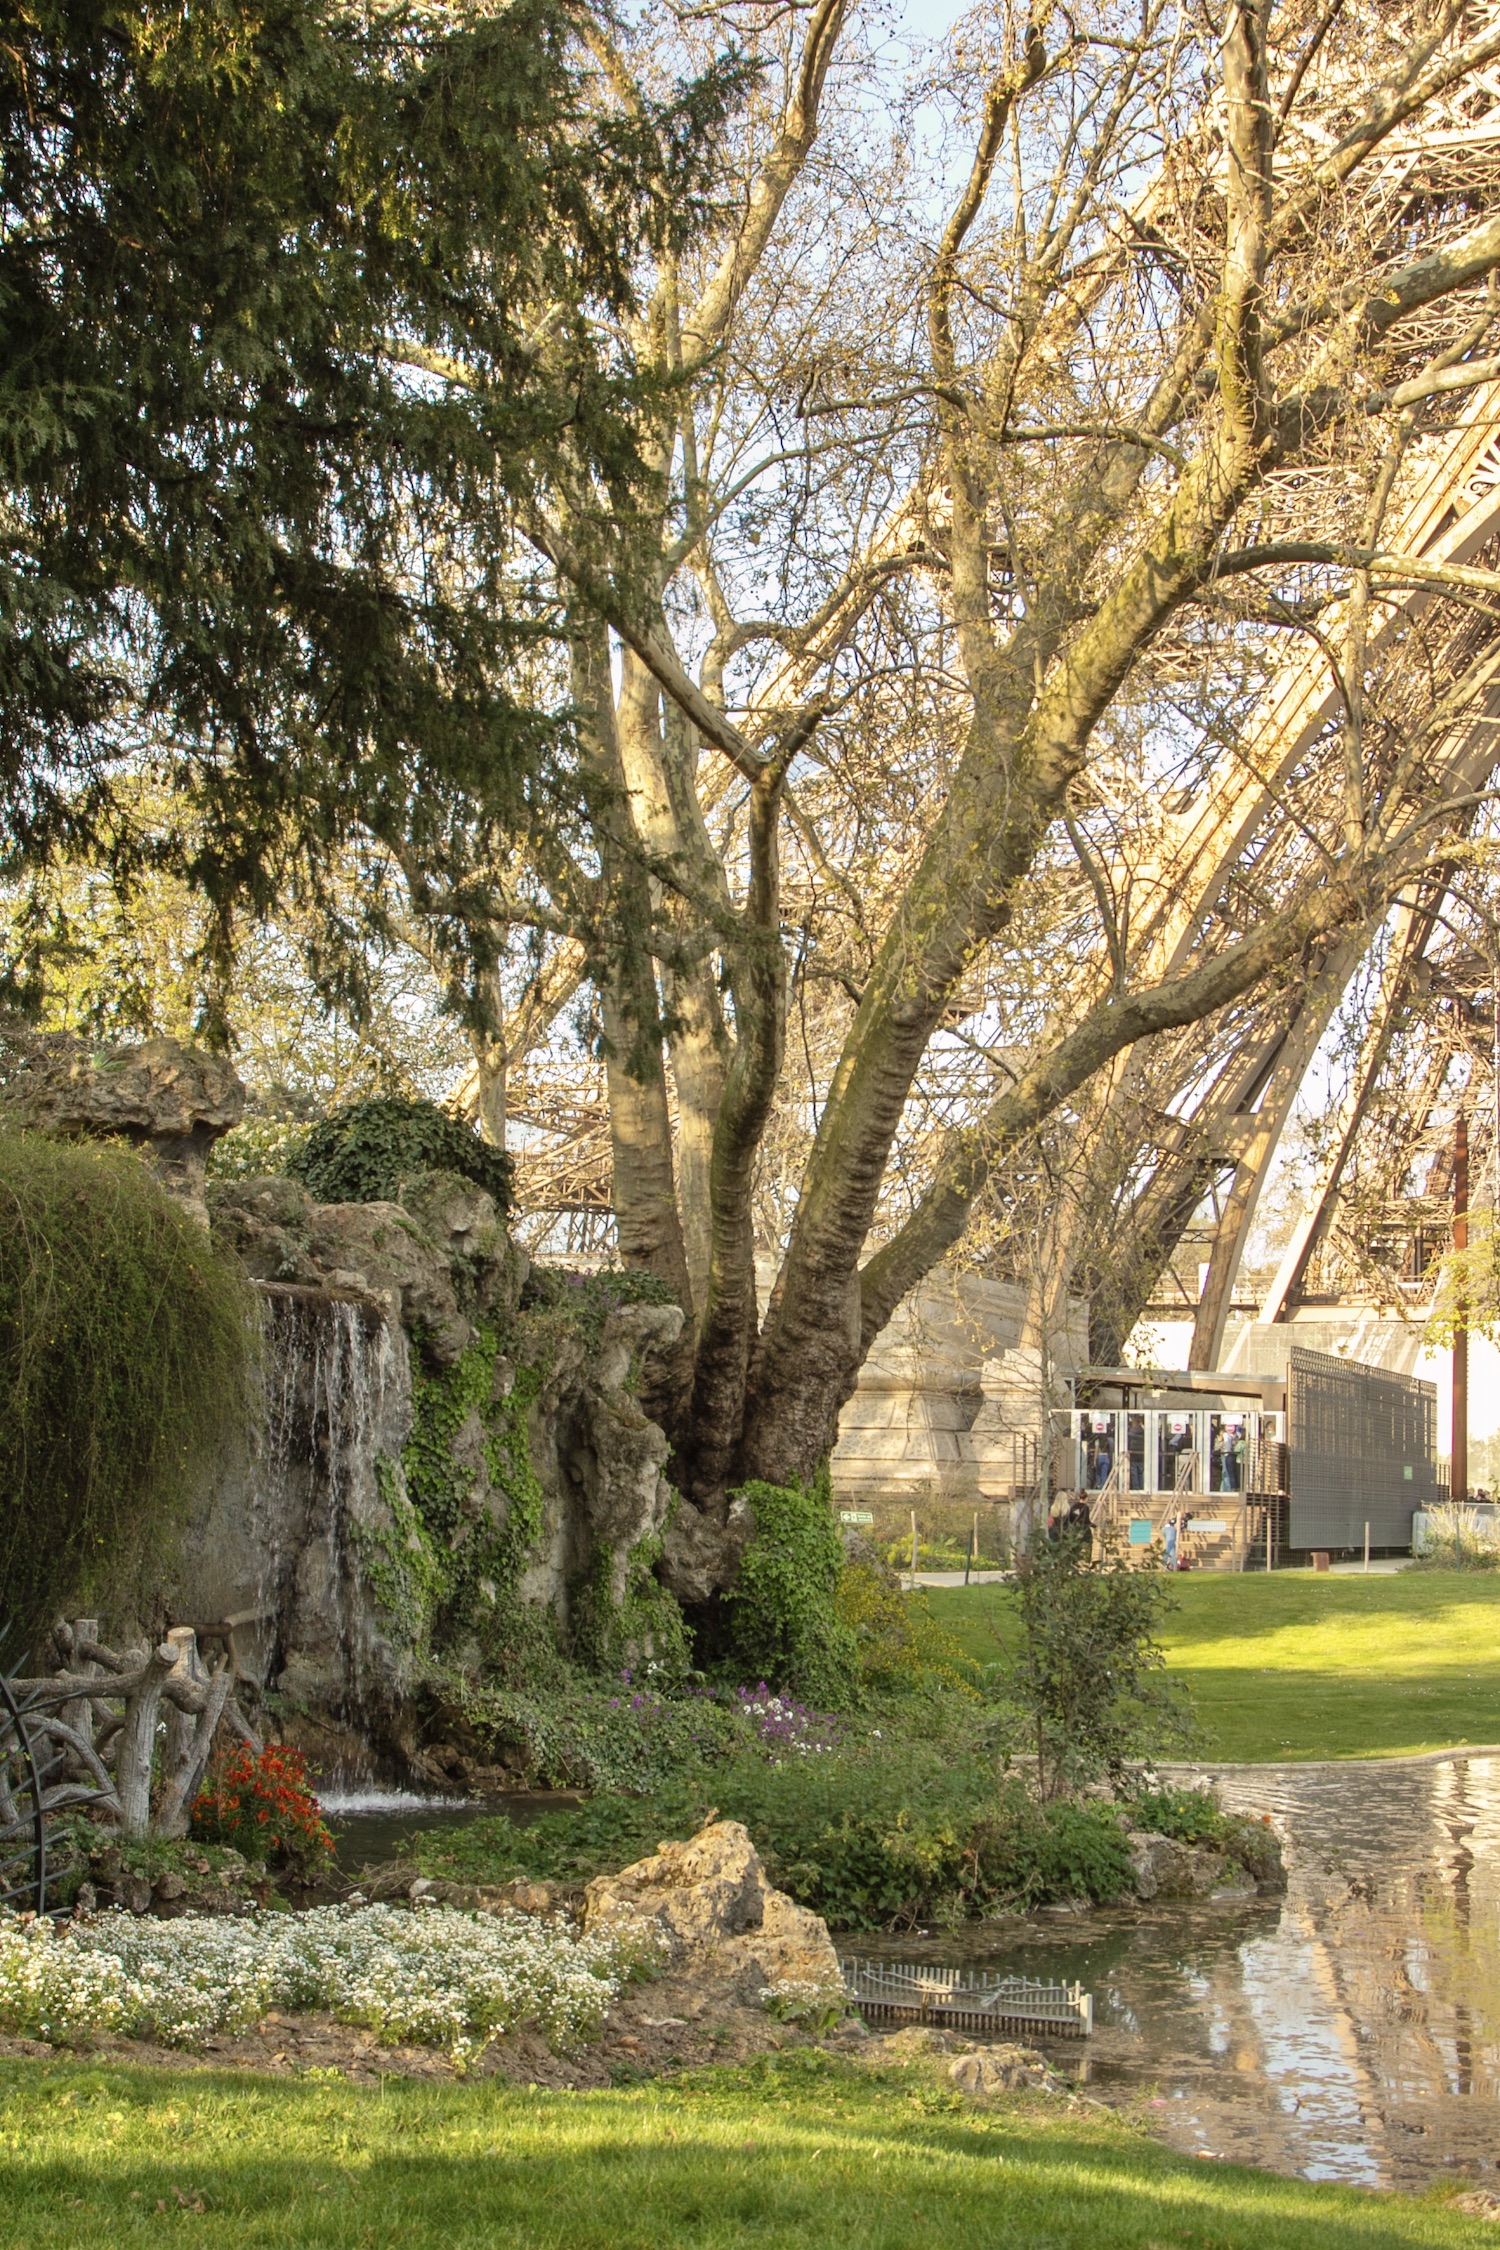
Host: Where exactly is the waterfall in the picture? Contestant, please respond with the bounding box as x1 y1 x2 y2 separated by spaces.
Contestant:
235 1284 408 1760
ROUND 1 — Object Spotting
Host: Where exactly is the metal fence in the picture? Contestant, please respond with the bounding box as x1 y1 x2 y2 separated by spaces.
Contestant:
838 1956 1093 2038
1287 1346 1442 1549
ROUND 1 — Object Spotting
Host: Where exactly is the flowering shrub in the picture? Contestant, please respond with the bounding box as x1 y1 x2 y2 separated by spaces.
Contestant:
735 1684 841 1759
758 1976 846 2028
453 1679 752 1792
190 1744 334 1870
0 1904 662 2064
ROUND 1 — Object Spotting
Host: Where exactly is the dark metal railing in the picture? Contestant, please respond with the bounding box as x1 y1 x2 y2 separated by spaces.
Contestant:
0 1663 47 1913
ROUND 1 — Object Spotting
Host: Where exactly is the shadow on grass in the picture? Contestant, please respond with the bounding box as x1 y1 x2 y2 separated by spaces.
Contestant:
0 2057 1485 2250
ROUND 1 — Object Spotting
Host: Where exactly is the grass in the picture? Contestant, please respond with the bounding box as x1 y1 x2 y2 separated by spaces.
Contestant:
922 1572 1500 1762
0 2049 1490 2250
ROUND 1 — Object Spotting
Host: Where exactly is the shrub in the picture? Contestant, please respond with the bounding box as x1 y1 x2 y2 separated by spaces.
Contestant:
834 1559 980 1695
0 1903 657 2062
1410 1502 1500 1571
1007 1530 1191 1794
411 1747 1142 1931
0 1130 253 1651
190 1744 334 1873
1116 1781 1223 1845
438 1677 753 1793
289 1096 512 1212
972 1793 1135 1908
722 1474 859 1705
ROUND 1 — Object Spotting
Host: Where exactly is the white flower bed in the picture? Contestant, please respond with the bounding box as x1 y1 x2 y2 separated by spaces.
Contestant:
0 1904 661 2064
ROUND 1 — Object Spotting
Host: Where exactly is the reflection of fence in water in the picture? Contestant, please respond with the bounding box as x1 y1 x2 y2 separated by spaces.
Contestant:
839 1955 1093 2037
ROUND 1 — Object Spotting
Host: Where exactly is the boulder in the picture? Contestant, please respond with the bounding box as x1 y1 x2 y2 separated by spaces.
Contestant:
948 2047 1053 2097
582 1819 842 1998
304 1199 473 1365
208 1178 478 1364
1125 1830 1230 1901
0 1026 244 1226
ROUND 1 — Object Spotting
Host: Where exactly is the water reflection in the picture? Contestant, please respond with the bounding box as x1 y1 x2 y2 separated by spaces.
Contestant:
872 1756 1500 2188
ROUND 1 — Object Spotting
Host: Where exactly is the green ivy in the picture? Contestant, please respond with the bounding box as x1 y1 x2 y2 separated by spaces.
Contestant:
289 1096 513 1211
363 1328 548 1669
519 1263 680 1349
722 1469 859 1706
360 1457 448 1664
569 1526 691 1684
364 1306 693 1707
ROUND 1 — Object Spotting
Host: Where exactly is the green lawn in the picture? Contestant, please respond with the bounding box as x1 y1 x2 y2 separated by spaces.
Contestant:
923 1572 1500 1761
0 2050 1490 2250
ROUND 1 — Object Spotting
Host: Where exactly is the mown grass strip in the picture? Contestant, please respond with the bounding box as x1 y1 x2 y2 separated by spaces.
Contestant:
922 1574 1500 1762
0 2050 1488 2249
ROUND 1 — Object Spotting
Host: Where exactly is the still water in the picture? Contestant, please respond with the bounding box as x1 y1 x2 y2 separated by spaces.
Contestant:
880 1756 1500 2189
324 1788 582 1870
323 1762 1500 2186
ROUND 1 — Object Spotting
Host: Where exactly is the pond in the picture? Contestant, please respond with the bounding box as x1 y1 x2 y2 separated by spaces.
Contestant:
323 1788 584 1871
868 1755 1500 2191
320 1759 1500 2187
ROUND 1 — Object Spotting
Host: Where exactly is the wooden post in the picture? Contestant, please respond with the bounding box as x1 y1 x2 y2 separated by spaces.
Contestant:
1454 1111 1469 1506
1363 1520 1370 1573
910 1508 918 1587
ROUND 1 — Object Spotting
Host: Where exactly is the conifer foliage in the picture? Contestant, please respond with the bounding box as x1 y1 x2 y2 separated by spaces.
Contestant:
0 0 735 992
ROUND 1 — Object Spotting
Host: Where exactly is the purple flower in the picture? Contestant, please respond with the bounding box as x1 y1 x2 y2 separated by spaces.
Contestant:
733 1682 841 1758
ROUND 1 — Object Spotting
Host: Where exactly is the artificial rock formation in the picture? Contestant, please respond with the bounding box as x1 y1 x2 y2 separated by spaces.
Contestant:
0 1024 244 1227
1124 1830 1252 1901
582 1820 843 2000
197 1166 691 1770
2 1025 696 1779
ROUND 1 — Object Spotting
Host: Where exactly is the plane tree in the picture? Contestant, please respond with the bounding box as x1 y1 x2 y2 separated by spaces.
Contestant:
435 0 1500 1584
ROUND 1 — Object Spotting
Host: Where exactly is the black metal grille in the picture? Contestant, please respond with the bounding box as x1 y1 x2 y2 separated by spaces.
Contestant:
1287 1346 1442 1549
0 1668 47 1913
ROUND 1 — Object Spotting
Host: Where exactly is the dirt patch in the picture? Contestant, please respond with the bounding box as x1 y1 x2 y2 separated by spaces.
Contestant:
0 1964 863 2089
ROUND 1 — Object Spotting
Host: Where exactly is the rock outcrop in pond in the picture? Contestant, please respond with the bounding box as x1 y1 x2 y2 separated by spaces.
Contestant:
582 1819 844 2002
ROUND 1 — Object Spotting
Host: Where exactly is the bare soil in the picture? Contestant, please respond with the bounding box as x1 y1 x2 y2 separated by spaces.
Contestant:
0 1960 871 2090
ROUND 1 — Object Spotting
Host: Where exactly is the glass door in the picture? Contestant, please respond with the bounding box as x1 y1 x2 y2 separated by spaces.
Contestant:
1126 1412 1147 1492
1209 1413 1247 1493
1159 1413 1196 1492
1081 1413 1117 1490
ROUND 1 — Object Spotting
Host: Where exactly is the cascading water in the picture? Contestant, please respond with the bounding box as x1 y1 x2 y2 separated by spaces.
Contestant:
188 1283 411 1776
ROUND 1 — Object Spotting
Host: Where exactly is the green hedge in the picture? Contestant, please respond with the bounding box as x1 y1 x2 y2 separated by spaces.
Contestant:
0 1132 252 1651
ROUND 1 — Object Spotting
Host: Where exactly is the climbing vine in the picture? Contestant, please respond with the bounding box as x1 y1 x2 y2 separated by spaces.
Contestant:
289 1096 513 1211
722 1467 859 1706
365 1328 548 1671
365 1280 693 1697
569 1523 691 1684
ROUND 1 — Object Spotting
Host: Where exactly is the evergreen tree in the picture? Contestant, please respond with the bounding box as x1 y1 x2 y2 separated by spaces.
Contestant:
0 0 733 1010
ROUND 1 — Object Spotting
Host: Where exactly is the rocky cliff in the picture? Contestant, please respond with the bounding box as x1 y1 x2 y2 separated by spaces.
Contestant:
0 1028 693 1781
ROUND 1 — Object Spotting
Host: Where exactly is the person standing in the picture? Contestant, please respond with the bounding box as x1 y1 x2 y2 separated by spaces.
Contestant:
1163 1511 1179 1571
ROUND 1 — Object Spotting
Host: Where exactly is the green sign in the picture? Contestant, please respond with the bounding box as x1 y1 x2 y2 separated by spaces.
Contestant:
839 1510 874 1525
